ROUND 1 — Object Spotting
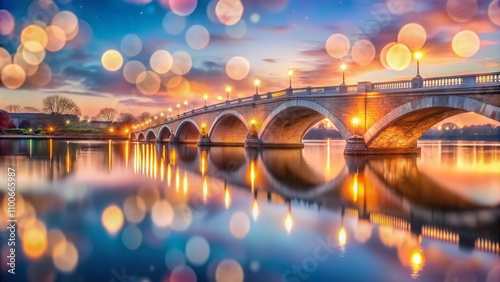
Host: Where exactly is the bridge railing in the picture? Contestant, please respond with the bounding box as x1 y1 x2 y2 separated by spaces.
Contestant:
133 71 500 133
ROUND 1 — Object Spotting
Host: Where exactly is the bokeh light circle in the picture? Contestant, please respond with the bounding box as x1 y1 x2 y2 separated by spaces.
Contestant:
123 60 147 85
121 224 143 250
162 12 186 35
21 25 48 48
101 205 124 235
447 0 477 23
229 212 250 239
170 204 192 231
215 259 244 282
21 42 46 66
52 11 79 40
226 20 247 39
136 71 162 95
171 51 192 75
452 30 480 58
121 34 142 57
380 42 397 70
166 76 190 95
169 0 197 16
165 249 187 271
0 10 15 35
22 223 47 259
225 56 250 80
386 0 415 15
386 43 412 71
325 33 350 59
150 50 173 74
14 51 38 76
151 200 174 227
250 13 260 23
186 25 210 50
489 0 500 26
29 62 52 86
122 196 146 223
351 39 375 66
185 236 210 265
170 265 197 282
101 50 124 72
0 47 11 72
216 0 244 26
1 64 26 89
45 25 66 52
52 241 79 273
397 23 426 50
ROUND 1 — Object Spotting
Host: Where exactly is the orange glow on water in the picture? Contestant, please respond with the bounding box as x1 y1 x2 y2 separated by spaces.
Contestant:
252 198 259 221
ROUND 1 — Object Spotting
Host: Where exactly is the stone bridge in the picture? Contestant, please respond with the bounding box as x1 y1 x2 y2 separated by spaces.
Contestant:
131 72 500 154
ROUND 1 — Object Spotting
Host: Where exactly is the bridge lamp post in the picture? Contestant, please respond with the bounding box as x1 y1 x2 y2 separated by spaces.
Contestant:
414 51 422 77
176 104 180 116
203 94 208 107
254 79 261 94
168 108 172 119
154 115 158 125
226 86 232 101
287 69 294 88
341 63 347 85
183 101 188 113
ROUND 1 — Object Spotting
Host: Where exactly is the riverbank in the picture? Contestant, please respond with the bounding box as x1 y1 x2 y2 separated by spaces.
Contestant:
0 134 127 140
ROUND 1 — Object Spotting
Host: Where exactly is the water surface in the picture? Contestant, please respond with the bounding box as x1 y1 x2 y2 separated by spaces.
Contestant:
1 139 499 282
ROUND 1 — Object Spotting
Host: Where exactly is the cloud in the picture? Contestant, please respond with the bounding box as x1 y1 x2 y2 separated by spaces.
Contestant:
263 58 278 63
257 25 292 34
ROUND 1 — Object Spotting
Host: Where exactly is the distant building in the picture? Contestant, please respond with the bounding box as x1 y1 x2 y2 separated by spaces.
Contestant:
8 112 79 128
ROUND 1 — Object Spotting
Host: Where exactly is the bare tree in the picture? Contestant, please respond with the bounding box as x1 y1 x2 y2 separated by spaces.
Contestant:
97 107 117 122
118 113 136 127
4 105 21 113
23 106 40 113
42 95 81 116
138 112 151 122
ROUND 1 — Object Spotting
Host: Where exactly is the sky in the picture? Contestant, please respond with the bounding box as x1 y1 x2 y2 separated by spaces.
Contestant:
0 0 499 125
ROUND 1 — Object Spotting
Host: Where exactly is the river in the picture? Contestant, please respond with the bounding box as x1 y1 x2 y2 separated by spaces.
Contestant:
0 139 499 282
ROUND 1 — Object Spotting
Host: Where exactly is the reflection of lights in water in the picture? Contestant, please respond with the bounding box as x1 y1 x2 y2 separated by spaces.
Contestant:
338 227 347 252
125 141 129 168
203 177 208 203
252 198 259 222
183 171 188 194
175 167 180 192
284 212 293 234
224 185 231 209
185 236 210 265
410 248 424 279
200 151 207 176
101 205 124 235
151 200 174 227
160 160 164 182
170 148 177 165
52 240 78 272
216 259 244 282
49 138 53 160
250 161 255 193
352 172 358 202
66 142 70 173
108 140 112 171
167 163 172 187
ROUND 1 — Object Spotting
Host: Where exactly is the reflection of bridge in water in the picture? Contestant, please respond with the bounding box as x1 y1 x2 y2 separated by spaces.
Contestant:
131 143 500 255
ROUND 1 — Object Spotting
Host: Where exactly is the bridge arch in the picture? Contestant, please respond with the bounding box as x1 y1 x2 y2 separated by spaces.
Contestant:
146 130 156 142
174 118 200 143
365 96 500 148
158 125 172 142
258 100 350 144
137 132 146 142
209 110 250 144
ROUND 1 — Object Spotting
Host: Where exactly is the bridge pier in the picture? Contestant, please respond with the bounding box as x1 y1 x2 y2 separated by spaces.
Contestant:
344 135 421 155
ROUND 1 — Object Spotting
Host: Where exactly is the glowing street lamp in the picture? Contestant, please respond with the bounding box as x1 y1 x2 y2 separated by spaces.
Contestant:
183 101 188 113
203 94 208 107
168 107 172 118
254 79 260 94
352 117 360 134
225 86 231 101
341 63 347 84
287 69 294 88
414 51 422 77
176 104 180 116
